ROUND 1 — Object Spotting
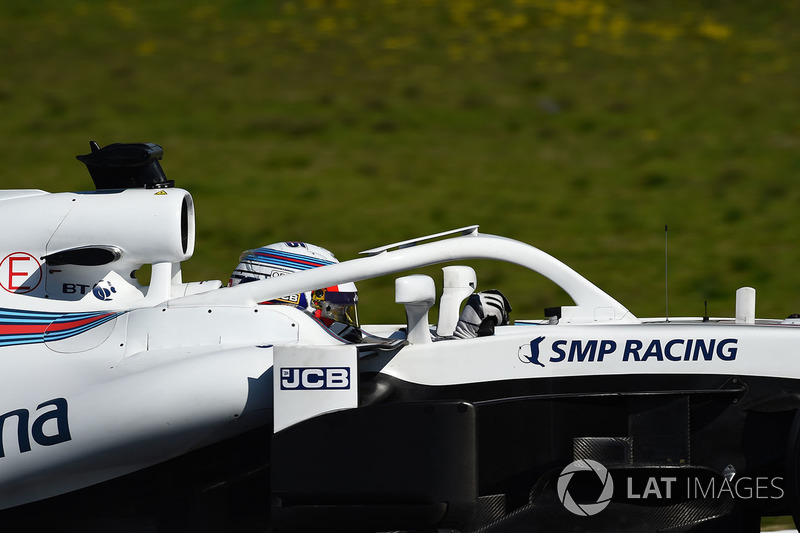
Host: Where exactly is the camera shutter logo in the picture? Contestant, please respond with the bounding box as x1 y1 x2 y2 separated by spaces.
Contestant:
557 459 614 516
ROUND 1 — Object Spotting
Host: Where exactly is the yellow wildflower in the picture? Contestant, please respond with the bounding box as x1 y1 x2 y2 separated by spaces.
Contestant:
697 19 731 41
317 16 337 33
590 1 606 17
508 13 528 29
137 40 157 57
641 129 659 142
108 1 136 26
608 15 628 39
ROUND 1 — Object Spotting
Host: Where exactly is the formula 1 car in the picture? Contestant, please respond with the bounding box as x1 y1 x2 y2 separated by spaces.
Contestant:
1 142 799 533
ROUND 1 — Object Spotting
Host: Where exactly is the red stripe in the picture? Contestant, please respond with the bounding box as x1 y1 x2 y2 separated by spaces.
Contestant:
255 252 327 268
47 314 113 332
0 323 48 335
0 313 112 336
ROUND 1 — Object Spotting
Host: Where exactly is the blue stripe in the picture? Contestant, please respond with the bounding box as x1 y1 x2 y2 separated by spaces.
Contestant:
50 312 110 324
0 310 108 323
242 257 320 271
0 309 125 348
238 248 336 273
0 312 63 321
0 333 45 343
0 317 56 324
44 315 119 341
252 248 335 265
0 337 43 347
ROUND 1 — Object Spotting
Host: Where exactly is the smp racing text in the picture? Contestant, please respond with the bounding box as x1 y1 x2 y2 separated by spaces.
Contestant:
520 337 740 367
551 338 739 363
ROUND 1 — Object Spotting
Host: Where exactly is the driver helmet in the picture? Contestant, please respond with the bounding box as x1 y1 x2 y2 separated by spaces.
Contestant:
228 242 360 340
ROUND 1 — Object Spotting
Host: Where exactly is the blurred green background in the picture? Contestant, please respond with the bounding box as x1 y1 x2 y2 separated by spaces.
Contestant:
2 0 800 329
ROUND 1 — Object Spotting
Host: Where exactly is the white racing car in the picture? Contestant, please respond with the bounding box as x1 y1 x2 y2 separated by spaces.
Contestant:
0 142 798 532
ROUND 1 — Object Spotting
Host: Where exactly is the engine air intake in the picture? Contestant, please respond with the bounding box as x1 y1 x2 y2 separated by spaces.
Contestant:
76 141 174 190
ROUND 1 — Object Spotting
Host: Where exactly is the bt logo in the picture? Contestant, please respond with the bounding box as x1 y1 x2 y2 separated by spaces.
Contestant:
92 280 117 301
280 367 350 390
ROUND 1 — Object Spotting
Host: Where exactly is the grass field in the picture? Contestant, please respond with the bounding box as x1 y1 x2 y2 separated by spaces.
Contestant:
2 1 800 528
3 1 800 327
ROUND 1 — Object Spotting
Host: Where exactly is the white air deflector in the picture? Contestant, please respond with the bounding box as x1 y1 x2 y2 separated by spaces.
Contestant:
396 275 436 344
436 266 476 337
735 286 756 324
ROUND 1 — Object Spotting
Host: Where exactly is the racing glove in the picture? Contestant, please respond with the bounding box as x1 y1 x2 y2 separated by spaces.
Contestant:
453 289 512 339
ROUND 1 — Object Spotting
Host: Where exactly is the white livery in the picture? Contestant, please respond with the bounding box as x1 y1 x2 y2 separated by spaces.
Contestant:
1 142 799 533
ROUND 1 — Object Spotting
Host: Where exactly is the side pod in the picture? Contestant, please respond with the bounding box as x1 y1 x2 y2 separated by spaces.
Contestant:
271 400 478 532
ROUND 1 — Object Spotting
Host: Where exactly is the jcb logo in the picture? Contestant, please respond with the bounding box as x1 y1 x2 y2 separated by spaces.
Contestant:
280 367 350 390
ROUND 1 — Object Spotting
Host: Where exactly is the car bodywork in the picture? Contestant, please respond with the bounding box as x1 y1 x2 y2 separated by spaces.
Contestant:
0 143 799 532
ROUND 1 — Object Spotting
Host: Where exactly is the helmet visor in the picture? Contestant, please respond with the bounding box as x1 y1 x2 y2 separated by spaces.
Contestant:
312 288 359 329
